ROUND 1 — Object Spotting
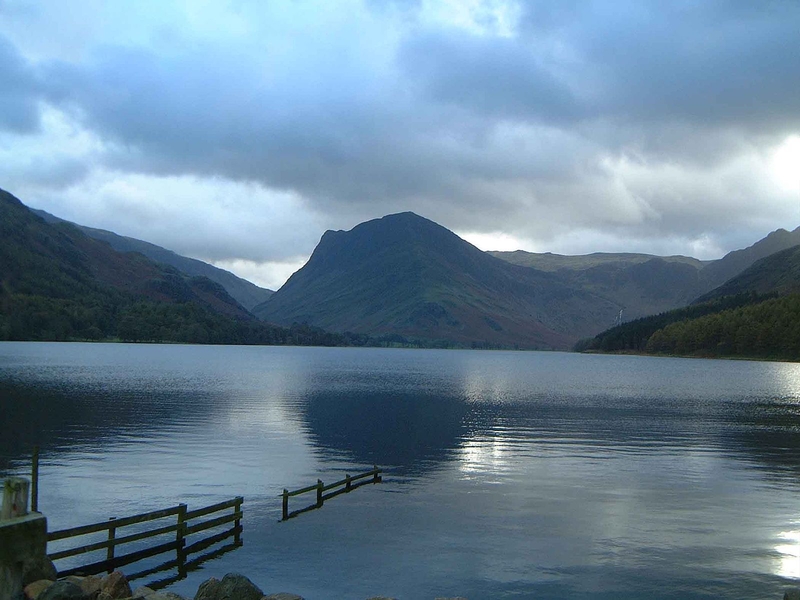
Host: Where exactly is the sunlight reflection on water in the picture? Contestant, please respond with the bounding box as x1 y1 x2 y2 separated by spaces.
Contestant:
1 343 800 599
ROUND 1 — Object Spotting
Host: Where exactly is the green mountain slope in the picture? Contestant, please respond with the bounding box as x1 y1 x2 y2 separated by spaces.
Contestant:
33 208 273 311
701 227 800 289
580 244 800 360
696 244 800 302
254 212 623 349
0 188 339 346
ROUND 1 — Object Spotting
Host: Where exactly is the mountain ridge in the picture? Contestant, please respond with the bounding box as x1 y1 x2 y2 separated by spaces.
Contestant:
32 208 273 311
255 212 623 349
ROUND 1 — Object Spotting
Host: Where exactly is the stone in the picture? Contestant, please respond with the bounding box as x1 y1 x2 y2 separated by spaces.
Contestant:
434 598 469 600
65 576 101 600
131 587 155 598
23 580 54 600
194 574 263 600
261 595 304 600
147 593 186 600
99 572 131 600
37 581 88 600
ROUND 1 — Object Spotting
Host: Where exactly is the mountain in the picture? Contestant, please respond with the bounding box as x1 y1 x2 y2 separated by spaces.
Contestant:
0 188 343 346
491 228 800 321
580 244 800 360
695 244 800 302
32 209 273 311
701 227 800 290
254 212 623 349
489 250 705 272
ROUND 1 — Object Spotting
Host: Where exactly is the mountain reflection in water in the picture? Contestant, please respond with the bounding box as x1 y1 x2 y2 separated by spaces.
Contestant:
2 342 800 600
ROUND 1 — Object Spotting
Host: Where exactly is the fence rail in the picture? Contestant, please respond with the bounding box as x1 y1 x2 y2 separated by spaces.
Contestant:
47 496 243 585
281 466 382 521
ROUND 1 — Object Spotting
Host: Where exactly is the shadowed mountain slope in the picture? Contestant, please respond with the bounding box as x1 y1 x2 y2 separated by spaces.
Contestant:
33 209 273 311
695 244 800 303
254 212 622 349
701 227 800 290
581 243 800 360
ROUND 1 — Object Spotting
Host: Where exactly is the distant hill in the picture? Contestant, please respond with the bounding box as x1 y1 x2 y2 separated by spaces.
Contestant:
254 212 623 349
580 243 800 360
491 229 800 321
0 188 341 346
489 250 705 272
32 209 273 311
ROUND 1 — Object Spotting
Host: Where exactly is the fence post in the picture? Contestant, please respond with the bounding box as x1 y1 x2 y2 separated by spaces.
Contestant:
176 503 187 577
234 497 242 545
282 489 288 521
373 465 381 483
106 517 117 573
316 480 323 508
345 474 351 492
31 446 39 512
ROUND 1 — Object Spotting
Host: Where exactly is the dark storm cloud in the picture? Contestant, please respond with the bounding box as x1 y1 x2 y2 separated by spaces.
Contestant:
520 0 800 132
2 0 799 272
398 29 585 124
0 36 42 133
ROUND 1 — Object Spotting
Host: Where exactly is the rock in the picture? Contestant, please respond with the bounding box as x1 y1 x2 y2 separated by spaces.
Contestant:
99 572 131 600
434 598 469 600
147 593 187 600
262 595 304 600
23 580 54 600
65 576 102 599
37 581 87 600
785 590 800 600
131 587 155 599
365 597 397 600
194 574 263 600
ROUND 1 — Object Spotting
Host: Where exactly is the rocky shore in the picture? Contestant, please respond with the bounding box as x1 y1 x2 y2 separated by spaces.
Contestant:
19 571 470 600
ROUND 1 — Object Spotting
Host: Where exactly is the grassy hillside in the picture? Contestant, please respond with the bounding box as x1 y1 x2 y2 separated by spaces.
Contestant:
33 208 273 311
579 243 800 360
0 188 341 346
256 212 623 349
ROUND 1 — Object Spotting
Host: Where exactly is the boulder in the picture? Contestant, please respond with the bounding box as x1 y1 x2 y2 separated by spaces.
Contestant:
64 576 102 599
23 580 54 600
262 595 304 600
194 574 263 600
98 572 131 600
37 581 87 600
131 587 155 599
147 593 187 600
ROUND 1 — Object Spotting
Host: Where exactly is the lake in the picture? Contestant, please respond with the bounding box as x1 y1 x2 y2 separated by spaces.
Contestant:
2 342 800 599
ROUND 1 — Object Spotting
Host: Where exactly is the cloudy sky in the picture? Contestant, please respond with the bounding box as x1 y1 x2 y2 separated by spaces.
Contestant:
1 0 799 290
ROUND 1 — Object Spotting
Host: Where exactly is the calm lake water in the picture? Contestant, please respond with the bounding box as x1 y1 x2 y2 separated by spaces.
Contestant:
2 342 800 599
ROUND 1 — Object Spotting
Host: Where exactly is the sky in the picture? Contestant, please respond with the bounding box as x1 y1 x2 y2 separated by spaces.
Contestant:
1 0 799 290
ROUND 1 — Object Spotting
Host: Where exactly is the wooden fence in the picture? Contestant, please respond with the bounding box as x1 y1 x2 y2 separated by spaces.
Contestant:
281 466 382 521
47 497 243 586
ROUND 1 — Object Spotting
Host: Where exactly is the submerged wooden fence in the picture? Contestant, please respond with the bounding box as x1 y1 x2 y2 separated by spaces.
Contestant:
281 466 382 521
47 497 243 586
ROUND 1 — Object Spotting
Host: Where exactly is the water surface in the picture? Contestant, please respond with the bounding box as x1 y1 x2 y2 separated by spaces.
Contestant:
2 342 800 599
